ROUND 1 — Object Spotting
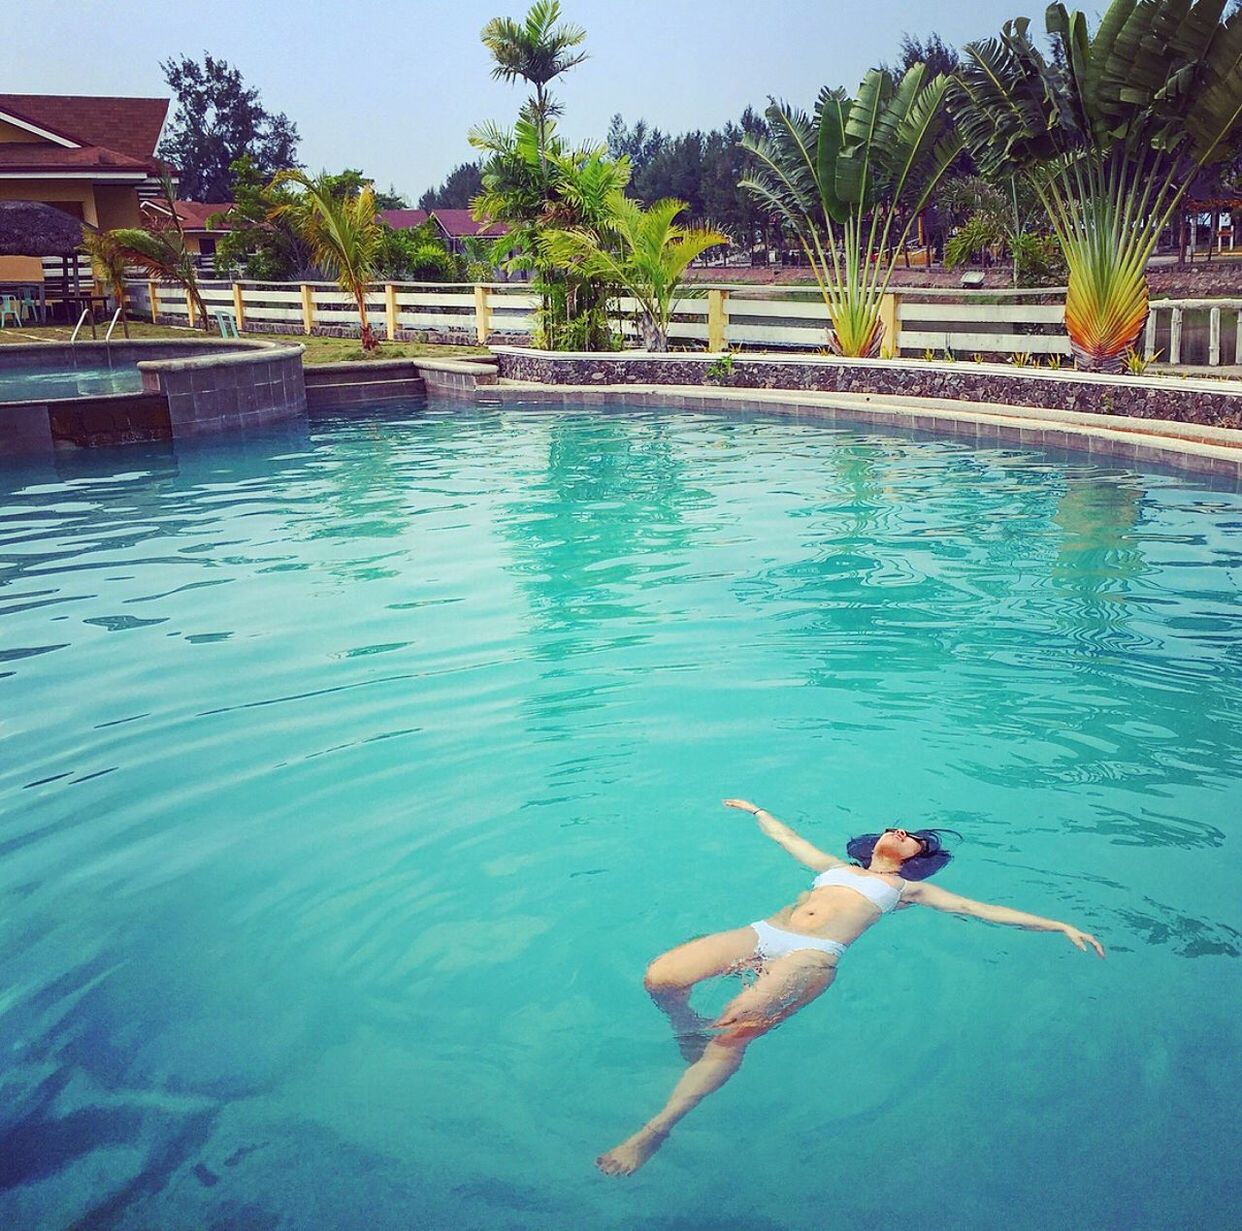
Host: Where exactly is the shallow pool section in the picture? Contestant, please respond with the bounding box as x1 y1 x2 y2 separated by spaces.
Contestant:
0 361 144 401
1 403 1238 1229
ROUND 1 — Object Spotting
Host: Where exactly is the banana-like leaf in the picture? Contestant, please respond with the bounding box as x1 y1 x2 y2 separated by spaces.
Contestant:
814 88 851 224
956 0 1242 368
741 63 960 357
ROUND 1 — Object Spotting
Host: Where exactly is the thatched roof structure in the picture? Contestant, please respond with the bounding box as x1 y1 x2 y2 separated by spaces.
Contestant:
0 200 96 257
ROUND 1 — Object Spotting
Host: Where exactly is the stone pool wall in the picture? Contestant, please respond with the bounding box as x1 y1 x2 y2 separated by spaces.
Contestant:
493 349 1242 429
49 393 174 449
0 339 305 452
140 345 306 437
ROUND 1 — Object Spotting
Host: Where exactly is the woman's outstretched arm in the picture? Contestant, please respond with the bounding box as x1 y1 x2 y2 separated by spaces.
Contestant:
721 799 845 872
904 880 1105 958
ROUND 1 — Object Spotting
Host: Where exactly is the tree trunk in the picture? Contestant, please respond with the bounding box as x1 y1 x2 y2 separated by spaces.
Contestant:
357 291 378 352
640 314 667 352
826 316 884 359
1065 268 1148 373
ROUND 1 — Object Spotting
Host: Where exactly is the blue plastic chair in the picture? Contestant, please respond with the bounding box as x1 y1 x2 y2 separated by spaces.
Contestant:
19 289 41 323
0 294 21 328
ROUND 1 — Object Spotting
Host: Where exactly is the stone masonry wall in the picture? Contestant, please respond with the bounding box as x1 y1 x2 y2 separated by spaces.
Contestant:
495 352 1242 429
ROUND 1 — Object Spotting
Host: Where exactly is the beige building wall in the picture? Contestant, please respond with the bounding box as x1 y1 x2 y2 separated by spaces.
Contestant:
0 180 98 224
94 184 141 229
0 118 45 143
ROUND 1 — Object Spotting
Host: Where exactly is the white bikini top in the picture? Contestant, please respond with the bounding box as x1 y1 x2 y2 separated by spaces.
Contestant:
812 866 903 913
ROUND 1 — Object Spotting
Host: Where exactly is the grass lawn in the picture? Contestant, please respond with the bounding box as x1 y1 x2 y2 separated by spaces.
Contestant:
0 321 489 364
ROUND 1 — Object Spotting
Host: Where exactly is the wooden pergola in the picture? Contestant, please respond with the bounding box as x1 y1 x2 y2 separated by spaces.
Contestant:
0 200 96 319
1175 190 1241 262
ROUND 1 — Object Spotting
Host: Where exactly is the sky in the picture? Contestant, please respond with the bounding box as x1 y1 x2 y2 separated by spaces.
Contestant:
3 0 1030 199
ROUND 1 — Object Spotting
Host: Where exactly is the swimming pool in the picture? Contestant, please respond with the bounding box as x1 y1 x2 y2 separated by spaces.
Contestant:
1 401 1237 1228
0 360 143 401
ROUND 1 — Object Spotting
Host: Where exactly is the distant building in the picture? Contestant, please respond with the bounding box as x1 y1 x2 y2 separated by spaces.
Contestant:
0 92 169 281
140 199 232 264
379 207 508 256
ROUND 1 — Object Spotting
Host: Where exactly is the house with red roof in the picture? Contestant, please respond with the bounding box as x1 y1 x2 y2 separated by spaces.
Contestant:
0 92 169 279
140 198 233 264
379 207 508 256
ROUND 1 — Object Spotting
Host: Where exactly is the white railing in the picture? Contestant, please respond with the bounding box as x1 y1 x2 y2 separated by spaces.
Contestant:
121 278 1081 358
1146 298 1242 367
126 279 539 339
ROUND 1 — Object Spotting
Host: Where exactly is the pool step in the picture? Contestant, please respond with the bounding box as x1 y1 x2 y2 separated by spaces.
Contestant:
303 359 427 409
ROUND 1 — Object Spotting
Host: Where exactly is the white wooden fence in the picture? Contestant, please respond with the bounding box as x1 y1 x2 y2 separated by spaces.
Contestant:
123 278 1079 358
124 280 540 340
1146 298 1242 367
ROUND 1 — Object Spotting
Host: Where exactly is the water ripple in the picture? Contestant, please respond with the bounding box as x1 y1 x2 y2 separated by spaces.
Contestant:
0 403 1240 1228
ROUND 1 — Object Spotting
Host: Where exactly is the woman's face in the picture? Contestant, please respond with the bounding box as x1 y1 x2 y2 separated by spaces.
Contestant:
874 827 925 863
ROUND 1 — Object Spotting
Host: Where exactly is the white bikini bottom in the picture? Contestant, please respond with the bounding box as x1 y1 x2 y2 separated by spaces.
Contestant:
750 920 847 962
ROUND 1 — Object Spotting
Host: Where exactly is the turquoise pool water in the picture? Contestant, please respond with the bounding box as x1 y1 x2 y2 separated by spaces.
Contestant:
0 362 143 401
0 402 1238 1229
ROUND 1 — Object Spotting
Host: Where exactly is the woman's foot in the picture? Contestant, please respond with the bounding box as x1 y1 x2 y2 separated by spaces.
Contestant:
596 1126 669 1176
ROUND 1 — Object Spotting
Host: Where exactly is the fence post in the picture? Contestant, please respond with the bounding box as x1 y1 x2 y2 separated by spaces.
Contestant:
1143 308 1157 361
1170 307 1183 364
300 284 315 335
879 292 901 357
1236 308 1242 368
474 285 492 345
147 280 159 324
707 288 729 351
1208 306 1221 367
186 290 196 330
385 283 398 341
232 281 246 333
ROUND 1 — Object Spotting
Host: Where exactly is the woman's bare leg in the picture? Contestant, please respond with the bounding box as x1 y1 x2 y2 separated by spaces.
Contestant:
598 952 836 1176
643 927 757 1061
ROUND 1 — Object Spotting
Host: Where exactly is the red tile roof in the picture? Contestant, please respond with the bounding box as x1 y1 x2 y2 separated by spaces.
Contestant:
379 208 507 238
142 200 234 230
379 208 430 229
431 208 507 238
0 94 168 164
0 142 151 174
175 201 233 230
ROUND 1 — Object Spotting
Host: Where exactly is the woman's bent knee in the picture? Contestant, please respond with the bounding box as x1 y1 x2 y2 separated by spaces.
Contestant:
644 955 684 993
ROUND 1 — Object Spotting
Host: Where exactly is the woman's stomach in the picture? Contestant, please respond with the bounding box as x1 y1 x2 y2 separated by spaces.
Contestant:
774 892 880 940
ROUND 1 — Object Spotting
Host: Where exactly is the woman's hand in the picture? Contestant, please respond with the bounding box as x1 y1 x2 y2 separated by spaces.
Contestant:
723 798 761 816
1062 924 1106 959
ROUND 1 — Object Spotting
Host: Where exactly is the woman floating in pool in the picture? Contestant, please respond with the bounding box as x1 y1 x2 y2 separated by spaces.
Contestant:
597 799 1105 1176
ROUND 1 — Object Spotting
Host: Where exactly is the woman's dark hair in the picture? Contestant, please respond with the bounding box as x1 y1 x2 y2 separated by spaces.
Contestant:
846 828 962 881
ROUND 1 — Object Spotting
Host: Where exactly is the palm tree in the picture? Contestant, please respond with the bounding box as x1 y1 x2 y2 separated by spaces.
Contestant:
740 66 962 357
542 195 728 350
270 171 384 352
109 175 209 331
470 115 630 348
80 229 130 338
481 0 588 172
952 0 1242 370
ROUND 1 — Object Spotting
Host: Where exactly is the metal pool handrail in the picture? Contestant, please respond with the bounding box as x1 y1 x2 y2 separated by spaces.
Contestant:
69 309 90 343
104 308 122 343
